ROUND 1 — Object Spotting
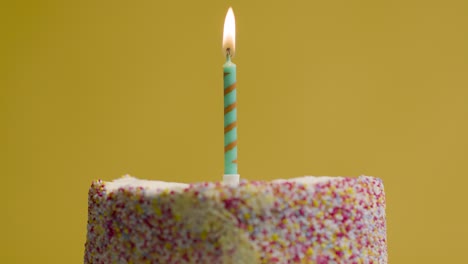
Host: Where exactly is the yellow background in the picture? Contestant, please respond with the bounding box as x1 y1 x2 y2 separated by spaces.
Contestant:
2 0 467 263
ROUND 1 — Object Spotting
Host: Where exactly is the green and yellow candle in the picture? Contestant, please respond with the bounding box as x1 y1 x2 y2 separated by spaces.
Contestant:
223 7 239 182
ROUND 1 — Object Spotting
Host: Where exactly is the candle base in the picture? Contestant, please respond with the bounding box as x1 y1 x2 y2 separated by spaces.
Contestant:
223 174 240 186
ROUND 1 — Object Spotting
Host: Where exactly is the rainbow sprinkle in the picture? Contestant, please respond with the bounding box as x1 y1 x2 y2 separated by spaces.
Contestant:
84 176 387 263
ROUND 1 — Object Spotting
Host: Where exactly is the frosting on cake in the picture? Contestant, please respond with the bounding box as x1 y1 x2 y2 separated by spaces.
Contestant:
84 176 387 263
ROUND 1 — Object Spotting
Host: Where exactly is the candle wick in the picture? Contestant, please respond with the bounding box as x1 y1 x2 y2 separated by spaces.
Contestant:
225 48 232 62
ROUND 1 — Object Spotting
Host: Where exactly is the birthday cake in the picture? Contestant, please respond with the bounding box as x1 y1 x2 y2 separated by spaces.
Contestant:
84 176 387 263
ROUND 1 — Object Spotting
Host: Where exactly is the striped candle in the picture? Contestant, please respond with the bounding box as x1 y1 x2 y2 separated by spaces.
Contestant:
223 7 237 176
224 53 237 175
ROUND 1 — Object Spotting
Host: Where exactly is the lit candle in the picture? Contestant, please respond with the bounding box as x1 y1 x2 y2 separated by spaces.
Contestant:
222 7 239 185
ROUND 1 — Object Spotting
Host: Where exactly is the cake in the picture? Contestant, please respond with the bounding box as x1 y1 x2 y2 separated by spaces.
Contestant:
84 176 387 263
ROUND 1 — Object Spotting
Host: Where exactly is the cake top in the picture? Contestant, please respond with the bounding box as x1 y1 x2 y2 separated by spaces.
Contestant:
104 175 344 193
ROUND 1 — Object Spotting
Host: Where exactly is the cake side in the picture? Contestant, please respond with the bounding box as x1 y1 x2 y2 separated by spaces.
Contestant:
84 176 387 263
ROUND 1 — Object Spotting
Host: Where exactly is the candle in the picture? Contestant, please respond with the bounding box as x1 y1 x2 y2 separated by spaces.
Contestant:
223 7 239 185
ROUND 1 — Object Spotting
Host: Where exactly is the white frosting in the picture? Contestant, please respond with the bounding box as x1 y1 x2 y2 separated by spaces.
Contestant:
105 175 189 192
105 175 354 192
273 176 342 184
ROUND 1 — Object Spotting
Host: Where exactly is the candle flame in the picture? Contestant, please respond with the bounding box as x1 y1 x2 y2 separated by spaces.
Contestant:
223 7 236 57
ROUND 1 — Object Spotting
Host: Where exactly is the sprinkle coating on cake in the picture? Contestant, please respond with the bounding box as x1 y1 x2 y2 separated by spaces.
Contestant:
84 176 387 263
